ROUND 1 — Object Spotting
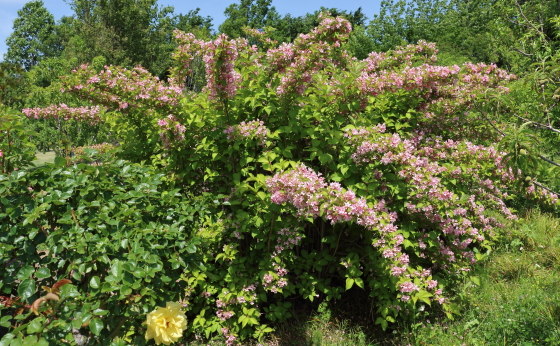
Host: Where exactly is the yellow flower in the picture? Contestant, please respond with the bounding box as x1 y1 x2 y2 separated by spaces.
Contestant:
145 302 187 345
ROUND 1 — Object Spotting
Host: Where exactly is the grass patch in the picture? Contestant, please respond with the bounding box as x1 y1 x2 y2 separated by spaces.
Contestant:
396 209 560 346
31 151 56 167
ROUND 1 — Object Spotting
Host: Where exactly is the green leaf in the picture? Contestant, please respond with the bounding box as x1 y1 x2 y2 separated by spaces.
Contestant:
111 260 122 278
89 318 103 336
35 268 50 280
35 338 48 346
22 335 38 346
54 156 66 167
92 309 109 316
0 316 11 328
0 333 15 346
18 279 35 301
375 317 388 330
16 266 34 280
345 278 354 290
185 243 196 254
354 277 364 289
257 191 267 200
90 276 101 289
27 318 44 334
470 276 481 286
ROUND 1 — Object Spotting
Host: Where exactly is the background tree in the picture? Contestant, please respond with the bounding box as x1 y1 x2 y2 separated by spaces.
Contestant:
366 0 451 52
219 0 281 39
275 7 367 43
0 62 25 106
3 0 61 71
174 8 214 37
65 0 177 78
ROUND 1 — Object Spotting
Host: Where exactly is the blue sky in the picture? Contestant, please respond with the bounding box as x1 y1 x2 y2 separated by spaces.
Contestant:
0 0 382 60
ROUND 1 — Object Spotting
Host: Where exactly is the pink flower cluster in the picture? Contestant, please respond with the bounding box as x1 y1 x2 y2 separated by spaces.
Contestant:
224 119 270 146
63 64 183 111
261 263 290 293
525 183 558 205
265 164 441 296
266 164 396 231
202 35 245 100
272 14 352 97
356 58 515 129
22 104 104 124
273 227 303 256
171 31 206 85
157 114 187 148
173 31 256 101
172 12 353 104
221 328 237 346
344 125 521 269
362 41 438 74
216 309 234 321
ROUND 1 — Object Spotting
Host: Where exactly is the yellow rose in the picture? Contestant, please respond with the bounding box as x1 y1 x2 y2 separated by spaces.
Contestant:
145 302 187 345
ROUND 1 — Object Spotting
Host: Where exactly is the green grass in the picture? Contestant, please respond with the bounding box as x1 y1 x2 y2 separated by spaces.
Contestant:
31 151 56 167
397 209 560 346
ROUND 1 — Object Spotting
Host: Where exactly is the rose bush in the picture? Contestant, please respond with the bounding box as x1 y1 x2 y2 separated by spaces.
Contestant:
0 156 212 345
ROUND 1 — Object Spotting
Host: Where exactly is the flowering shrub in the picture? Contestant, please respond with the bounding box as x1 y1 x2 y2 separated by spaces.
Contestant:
224 120 270 146
22 104 104 124
5 13 559 344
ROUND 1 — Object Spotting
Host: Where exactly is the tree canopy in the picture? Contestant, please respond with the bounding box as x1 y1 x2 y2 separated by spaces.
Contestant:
4 0 61 70
219 0 281 39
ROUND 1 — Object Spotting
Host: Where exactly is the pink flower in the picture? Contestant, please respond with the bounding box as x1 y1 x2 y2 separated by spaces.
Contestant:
426 280 438 290
400 281 420 293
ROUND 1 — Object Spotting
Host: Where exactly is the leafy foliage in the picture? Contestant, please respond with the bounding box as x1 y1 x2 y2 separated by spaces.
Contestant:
219 0 281 39
6 14 558 345
66 0 177 78
0 106 37 174
3 0 62 71
5 0 560 341
0 156 211 345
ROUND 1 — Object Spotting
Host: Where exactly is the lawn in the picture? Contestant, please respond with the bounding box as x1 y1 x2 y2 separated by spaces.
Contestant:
31 151 56 167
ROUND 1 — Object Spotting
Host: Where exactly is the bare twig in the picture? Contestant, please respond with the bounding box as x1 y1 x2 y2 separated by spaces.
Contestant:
514 0 548 45
537 154 560 168
512 48 533 57
512 113 560 135
476 106 506 136
533 181 560 196
476 106 560 168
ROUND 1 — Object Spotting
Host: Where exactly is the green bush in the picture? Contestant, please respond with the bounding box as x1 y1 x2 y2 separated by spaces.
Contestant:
0 105 37 174
0 156 214 345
